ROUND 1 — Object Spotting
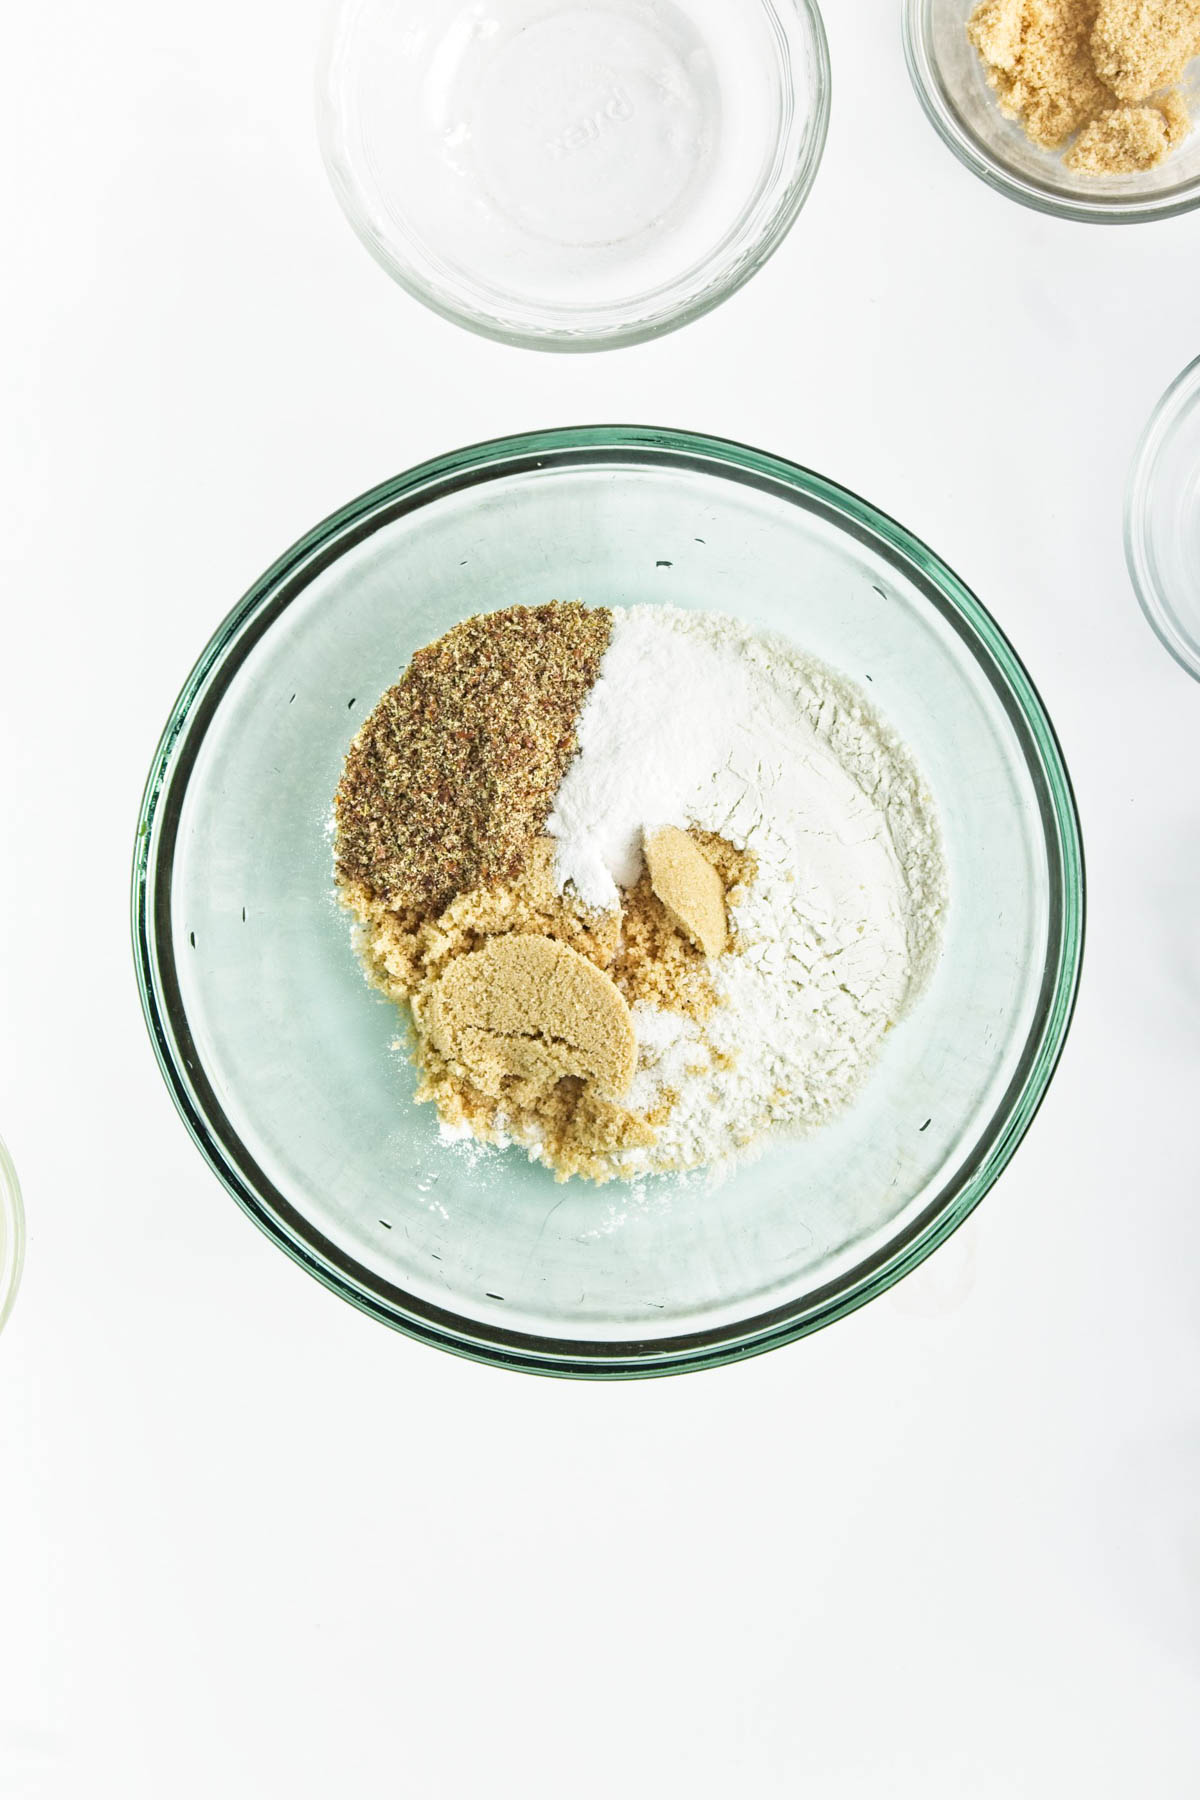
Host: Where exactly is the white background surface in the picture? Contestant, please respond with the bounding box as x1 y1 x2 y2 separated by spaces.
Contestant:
2 2 1199 1794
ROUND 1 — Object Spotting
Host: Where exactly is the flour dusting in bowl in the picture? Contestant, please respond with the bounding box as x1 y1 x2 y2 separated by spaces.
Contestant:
334 602 947 1182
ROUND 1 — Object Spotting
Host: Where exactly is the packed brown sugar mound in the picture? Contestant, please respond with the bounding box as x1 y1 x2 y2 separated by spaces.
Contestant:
342 833 748 1182
426 934 638 1105
967 0 1200 172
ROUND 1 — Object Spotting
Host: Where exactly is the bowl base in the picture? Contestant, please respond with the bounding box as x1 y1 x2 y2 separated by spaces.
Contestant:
462 3 716 249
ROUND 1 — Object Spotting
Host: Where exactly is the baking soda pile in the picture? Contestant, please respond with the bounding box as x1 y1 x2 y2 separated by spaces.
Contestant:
335 602 946 1183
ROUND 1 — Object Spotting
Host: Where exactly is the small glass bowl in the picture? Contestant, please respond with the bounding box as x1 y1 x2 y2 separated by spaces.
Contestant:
904 0 1200 223
0 1137 25 1335
1126 354 1200 681
316 0 830 349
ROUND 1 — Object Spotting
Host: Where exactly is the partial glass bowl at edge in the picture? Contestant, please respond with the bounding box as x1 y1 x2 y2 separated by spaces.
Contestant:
317 0 830 348
904 0 1200 222
1126 353 1200 681
132 428 1084 1379
0 1137 25 1335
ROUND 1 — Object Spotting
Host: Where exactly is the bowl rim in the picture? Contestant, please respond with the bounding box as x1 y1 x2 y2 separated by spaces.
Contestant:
0 1136 25 1336
902 0 1200 225
1125 352 1200 682
315 0 832 350
131 424 1086 1379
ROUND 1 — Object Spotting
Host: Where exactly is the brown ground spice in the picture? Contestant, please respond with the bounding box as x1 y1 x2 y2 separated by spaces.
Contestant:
335 602 611 912
968 0 1200 173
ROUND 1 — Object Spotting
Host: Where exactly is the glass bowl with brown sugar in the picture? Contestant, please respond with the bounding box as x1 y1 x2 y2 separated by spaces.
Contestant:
905 0 1200 221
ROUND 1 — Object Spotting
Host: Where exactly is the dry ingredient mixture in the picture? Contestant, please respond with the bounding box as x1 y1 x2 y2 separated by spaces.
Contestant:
967 0 1200 173
334 602 947 1183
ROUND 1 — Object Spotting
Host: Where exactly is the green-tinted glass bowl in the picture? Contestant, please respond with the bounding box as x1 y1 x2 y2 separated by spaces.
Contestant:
132 428 1084 1378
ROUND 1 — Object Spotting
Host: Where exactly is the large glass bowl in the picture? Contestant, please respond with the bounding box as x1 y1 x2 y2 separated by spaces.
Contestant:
904 0 1200 223
132 428 1084 1378
316 0 830 349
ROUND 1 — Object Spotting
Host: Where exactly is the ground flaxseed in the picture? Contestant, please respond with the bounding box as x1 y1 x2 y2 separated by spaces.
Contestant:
335 602 611 912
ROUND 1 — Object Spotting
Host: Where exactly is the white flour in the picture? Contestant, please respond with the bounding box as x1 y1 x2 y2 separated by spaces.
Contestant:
546 606 947 1176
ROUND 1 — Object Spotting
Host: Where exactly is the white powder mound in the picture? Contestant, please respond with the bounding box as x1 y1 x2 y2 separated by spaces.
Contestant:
546 605 947 1177
547 607 752 907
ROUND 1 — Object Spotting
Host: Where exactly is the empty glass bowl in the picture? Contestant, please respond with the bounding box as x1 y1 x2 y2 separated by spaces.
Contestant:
316 0 830 348
131 427 1084 1378
904 0 1200 222
1126 353 1200 680
0 1136 24 1335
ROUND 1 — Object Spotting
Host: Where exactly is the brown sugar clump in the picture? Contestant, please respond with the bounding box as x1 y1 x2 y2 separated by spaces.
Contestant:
1092 0 1200 97
969 0 1113 146
425 934 637 1104
1066 91 1191 166
643 825 728 958
338 829 755 1180
612 830 754 1018
342 837 623 1000
968 0 1200 172
335 602 611 912
612 873 718 1019
338 839 658 1177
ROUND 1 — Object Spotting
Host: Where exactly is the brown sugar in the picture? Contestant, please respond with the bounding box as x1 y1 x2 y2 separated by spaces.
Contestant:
424 1063 661 1183
341 837 623 1000
643 825 729 958
1092 0 1200 96
338 829 754 1181
968 0 1200 173
334 602 611 912
611 873 719 1019
425 934 637 1104
1066 88 1191 165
